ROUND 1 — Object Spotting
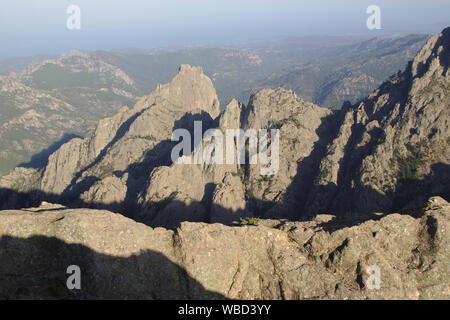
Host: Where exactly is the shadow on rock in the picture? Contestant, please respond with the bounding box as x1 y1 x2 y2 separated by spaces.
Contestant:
0 235 225 300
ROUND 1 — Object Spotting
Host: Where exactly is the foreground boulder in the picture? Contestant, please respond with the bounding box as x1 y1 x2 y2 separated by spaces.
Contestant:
0 196 448 299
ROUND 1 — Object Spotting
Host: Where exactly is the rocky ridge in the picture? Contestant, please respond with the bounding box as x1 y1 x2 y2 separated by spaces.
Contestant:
0 34 430 175
0 196 448 299
305 27 450 216
0 29 449 228
0 51 140 175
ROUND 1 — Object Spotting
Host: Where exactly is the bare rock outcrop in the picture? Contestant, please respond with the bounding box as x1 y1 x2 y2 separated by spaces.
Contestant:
306 27 450 216
139 98 246 227
0 196 448 299
243 88 332 218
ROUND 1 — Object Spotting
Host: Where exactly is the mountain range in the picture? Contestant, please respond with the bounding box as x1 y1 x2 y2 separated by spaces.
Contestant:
0 28 448 227
0 34 428 175
0 27 448 300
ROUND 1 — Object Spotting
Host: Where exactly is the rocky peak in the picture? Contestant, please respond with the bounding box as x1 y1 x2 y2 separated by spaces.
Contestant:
244 87 328 130
411 27 449 79
135 64 220 120
178 64 203 74
219 98 242 129
14 65 224 214
306 27 449 216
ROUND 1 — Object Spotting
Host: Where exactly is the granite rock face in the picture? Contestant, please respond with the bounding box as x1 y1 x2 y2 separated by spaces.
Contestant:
0 196 448 299
306 27 450 216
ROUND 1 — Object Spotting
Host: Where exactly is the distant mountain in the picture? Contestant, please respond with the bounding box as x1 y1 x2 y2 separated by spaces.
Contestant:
260 34 429 108
0 51 139 175
0 54 58 75
94 34 429 108
94 46 266 106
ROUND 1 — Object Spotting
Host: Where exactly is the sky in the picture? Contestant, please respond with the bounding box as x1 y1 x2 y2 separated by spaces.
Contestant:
1 0 449 59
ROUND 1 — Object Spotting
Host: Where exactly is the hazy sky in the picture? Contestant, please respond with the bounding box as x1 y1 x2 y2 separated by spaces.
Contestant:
1 0 449 59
